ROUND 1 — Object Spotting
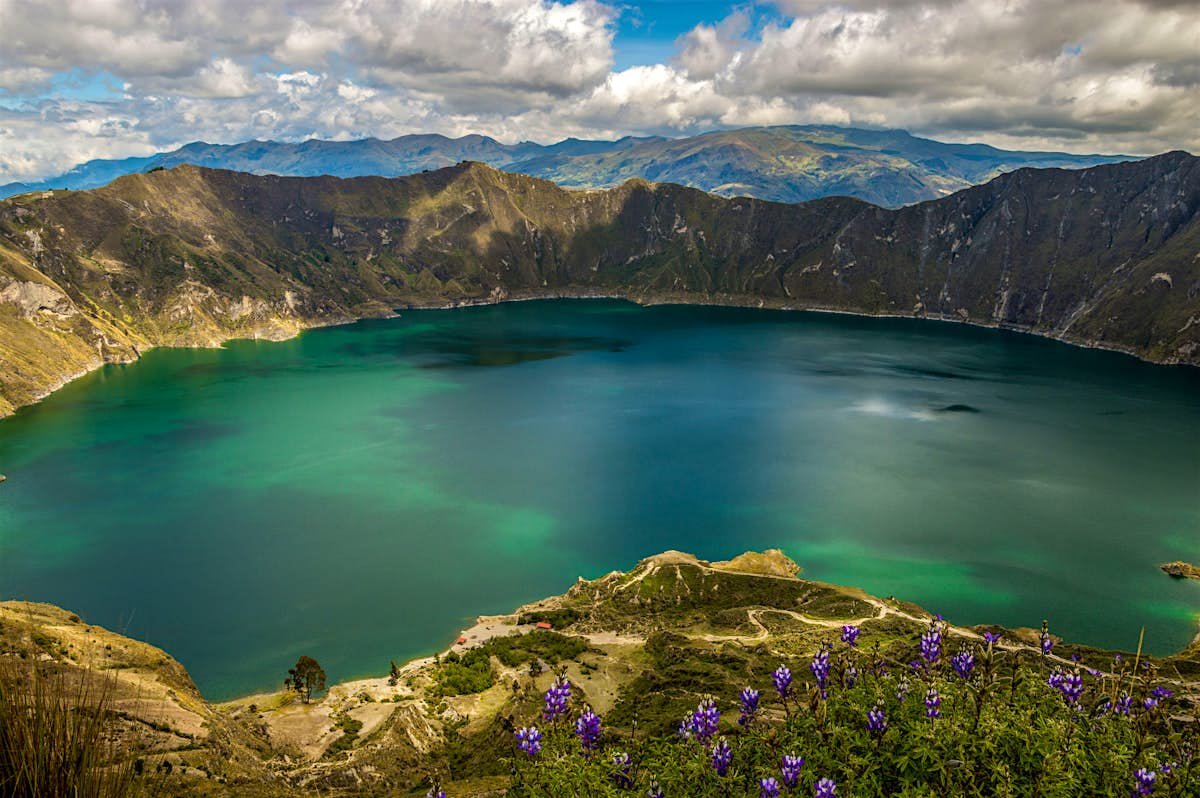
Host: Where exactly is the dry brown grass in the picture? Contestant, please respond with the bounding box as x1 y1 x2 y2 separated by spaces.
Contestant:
0 656 136 798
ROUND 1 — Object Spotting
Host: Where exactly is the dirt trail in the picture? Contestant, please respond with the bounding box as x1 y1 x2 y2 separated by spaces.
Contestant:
586 558 1095 672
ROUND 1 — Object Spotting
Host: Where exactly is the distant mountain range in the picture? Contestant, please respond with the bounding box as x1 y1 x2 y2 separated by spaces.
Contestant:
0 126 1134 208
1 152 1197 417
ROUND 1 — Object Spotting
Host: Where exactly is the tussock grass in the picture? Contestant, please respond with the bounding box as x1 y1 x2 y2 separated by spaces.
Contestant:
0 655 136 798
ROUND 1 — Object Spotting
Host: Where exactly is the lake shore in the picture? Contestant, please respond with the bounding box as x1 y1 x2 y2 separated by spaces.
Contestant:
3 288 1195 423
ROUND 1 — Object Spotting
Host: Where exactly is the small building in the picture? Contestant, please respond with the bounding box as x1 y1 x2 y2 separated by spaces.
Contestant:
535 621 552 630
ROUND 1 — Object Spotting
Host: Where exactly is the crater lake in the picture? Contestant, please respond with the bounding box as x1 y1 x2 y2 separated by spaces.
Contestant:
0 299 1197 700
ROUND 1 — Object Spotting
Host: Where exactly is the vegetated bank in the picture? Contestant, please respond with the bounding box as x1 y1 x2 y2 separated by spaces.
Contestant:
1 549 1197 796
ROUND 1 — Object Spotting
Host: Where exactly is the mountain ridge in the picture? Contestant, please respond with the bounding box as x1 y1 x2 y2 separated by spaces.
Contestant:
0 125 1133 208
0 152 1197 418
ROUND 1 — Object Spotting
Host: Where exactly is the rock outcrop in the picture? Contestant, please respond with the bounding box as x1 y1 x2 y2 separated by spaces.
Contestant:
1161 561 1200 580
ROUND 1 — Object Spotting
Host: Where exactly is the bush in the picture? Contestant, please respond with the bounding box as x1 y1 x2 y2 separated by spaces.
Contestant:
324 714 364 758
518 609 583 629
485 630 590 668
434 650 495 697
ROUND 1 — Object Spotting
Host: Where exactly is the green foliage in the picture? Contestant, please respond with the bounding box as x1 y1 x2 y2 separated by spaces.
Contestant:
517 609 582 629
432 631 591 698
485 630 590 668
434 649 495 697
505 636 1198 797
324 713 364 758
606 632 776 735
0 657 137 798
284 655 326 703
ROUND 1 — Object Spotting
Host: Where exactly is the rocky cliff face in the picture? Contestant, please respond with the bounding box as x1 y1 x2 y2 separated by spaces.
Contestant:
1 153 1197 416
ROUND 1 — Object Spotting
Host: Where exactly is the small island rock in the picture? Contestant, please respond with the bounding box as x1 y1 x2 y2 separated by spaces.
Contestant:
1160 561 1200 580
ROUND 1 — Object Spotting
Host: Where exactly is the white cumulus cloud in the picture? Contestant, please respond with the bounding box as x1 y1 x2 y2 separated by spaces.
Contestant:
0 0 1197 183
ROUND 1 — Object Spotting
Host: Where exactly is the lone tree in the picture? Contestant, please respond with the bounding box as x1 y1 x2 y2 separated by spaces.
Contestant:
285 656 326 703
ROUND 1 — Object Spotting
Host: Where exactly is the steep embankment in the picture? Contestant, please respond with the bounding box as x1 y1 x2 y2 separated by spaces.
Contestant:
1 152 1198 416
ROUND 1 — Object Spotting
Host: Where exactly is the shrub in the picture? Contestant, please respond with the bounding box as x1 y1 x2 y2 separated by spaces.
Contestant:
485 630 590 668
434 650 495 697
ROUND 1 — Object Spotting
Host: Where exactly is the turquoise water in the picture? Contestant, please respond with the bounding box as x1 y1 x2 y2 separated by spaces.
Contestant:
0 300 1197 700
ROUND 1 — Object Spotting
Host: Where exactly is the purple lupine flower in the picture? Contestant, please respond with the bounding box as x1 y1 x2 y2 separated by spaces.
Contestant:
711 738 732 776
983 631 1000 645
809 650 829 697
924 687 941 719
843 663 859 689
543 679 571 722
780 755 804 788
612 752 633 789
840 625 860 647
677 716 696 740
427 789 446 798
1039 621 1053 656
774 664 794 699
1133 767 1157 796
1143 696 1160 711
896 676 911 703
1150 686 1173 700
1048 668 1083 704
920 623 942 665
866 705 888 735
1115 693 1133 716
691 698 720 741
1088 668 1103 679
760 777 781 798
515 726 543 756
739 687 761 726
575 709 601 753
950 649 976 680
813 777 837 797
646 780 665 798
1061 673 1083 704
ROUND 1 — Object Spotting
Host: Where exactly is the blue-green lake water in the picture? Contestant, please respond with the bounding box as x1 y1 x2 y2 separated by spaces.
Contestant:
0 300 1197 700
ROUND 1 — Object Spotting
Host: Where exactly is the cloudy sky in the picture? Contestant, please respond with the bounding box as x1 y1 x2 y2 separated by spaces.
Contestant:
1 0 1198 183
